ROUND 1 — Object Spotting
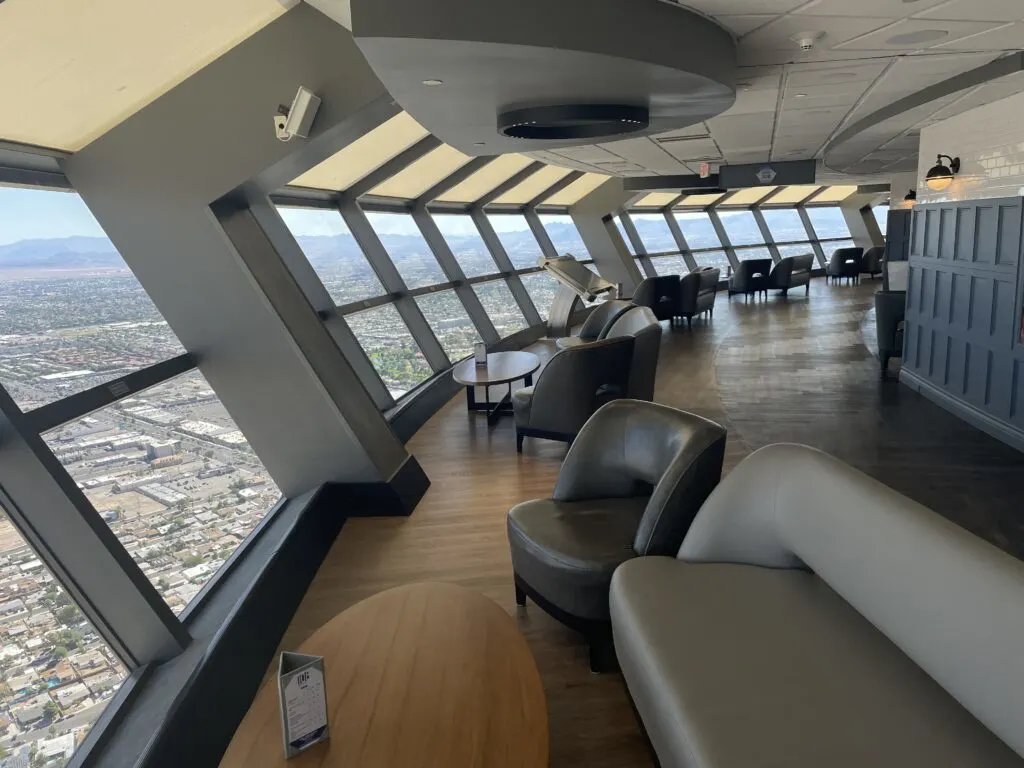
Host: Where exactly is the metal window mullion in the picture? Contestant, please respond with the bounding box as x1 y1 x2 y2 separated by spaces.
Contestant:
476 162 545 208
410 206 499 346
527 171 583 208
338 199 449 371
752 208 782 263
664 210 698 272
524 208 558 259
415 156 493 207
324 314 395 410
706 206 739 271
797 206 828 267
621 213 656 277
0 389 189 667
469 209 543 328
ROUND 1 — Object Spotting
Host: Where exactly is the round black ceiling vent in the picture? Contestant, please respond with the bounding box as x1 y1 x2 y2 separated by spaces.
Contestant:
498 104 650 140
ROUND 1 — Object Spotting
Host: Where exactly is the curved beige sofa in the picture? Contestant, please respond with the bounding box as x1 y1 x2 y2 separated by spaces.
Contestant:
610 443 1024 768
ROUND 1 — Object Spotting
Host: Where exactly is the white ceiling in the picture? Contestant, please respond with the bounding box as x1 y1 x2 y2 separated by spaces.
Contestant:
525 0 1024 183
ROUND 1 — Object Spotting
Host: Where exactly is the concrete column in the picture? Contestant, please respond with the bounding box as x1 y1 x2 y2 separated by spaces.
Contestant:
62 6 427 510
569 178 644 293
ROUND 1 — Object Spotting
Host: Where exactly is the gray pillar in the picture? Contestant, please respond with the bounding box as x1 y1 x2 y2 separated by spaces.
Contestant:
797 207 828 267
62 6 426 508
664 211 699 272
621 213 656 278
569 178 644 293
752 208 782 263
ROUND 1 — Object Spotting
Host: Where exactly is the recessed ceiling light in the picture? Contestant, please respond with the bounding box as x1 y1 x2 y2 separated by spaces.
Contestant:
886 29 949 45
422 79 444 86
794 93 808 98
473 142 486 147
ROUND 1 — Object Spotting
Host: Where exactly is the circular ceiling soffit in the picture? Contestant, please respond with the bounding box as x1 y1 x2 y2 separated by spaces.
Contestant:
498 105 649 140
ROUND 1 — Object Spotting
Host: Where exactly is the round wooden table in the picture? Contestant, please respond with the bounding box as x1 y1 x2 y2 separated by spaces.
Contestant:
452 351 541 426
219 583 548 768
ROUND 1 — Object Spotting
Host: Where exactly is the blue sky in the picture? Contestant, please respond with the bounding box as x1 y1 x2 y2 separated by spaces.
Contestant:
0 187 107 245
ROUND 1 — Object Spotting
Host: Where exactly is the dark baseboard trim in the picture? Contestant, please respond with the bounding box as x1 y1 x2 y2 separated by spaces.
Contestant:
337 454 430 517
388 370 461 443
900 369 1024 453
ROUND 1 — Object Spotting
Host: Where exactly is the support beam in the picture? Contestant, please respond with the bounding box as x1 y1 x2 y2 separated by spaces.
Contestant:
706 202 739 272
469 209 543 329
569 177 644 293
524 208 558 260
664 210 698 272
620 212 656 278
752 208 781 263
476 162 545 208
797 207 827 267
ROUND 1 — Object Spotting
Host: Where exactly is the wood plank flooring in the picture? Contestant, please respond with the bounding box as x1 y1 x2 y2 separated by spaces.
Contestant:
262 278 1024 767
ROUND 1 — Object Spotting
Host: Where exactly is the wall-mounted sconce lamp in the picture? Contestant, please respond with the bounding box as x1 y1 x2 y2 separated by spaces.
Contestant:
924 155 960 192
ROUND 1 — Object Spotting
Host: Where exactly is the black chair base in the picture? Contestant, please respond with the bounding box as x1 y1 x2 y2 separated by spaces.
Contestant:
516 426 576 453
673 306 713 330
880 352 901 380
514 572 617 673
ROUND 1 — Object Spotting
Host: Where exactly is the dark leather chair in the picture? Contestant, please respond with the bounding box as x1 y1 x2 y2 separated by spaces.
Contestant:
605 306 662 401
678 268 719 328
768 253 814 296
826 247 864 284
861 246 884 278
632 276 679 323
555 299 633 350
876 290 906 378
513 336 634 451
728 259 773 299
507 400 727 671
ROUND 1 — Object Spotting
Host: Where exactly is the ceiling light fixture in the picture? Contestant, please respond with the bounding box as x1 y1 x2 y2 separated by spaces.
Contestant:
904 189 917 204
924 155 960 192
794 93 808 98
497 104 649 140
422 79 444 86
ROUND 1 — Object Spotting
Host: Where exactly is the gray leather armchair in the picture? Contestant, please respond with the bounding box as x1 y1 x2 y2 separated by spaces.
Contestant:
508 400 727 671
512 336 634 451
728 259 772 299
876 290 906 378
632 276 679 323
861 246 884 277
768 253 814 296
605 306 662 400
826 247 864 284
555 299 632 350
678 268 719 328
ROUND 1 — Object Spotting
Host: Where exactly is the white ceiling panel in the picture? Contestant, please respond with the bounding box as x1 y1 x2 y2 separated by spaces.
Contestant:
706 113 774 149
716 15 778 36
786 60 889 87
739 16 895 50
726 87 781 114
549 145 623 163
916 0 1024 23
674 0 810 16
656 138 722 162
935 21 1024 50
793 0 949 18
654 123 713 140
835 18 1008 51
598 137 692 173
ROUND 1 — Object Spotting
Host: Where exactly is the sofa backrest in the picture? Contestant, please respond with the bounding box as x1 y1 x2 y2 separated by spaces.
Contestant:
696 268 719 293
633 276 679 321
579 299 632 341
679 443 1024 759
608 307 661 400
790 253 814 274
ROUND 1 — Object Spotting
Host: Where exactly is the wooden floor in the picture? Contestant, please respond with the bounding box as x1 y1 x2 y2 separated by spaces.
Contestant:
269 278 1024 767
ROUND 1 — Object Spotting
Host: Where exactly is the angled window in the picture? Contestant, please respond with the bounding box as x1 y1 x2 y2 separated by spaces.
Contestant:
414 290 479 361
650 254 688 276
809 185 857 204
487 214 543 271
760 208 809 244
692 250 731 273
805 207 851 240
43 369 282 615
821 239 857 256
519 271 561 321
676 192 725 207
432 214 498 278
365 212 448 289
777 244 817 258
435 154 534 203
277 206 385 305
717 210 763 246
630 213 677 254
491 166 572 205
633 192 679 209
368 144 472 200
346 304 432 398
472 280 528 338
719 187 777 207
541 174 608 206
673 212 721 250
735 246 774 261
538 214 589 259
874 204 889 236
613 216 635 254
0 187 185 411
766 185 821 205
0 508 128 760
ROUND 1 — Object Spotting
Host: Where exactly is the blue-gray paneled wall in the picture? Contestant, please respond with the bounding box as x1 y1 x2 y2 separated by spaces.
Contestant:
901 197 1024 450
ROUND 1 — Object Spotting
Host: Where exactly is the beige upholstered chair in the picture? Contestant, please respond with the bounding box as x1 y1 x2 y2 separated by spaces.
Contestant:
508 400 727 670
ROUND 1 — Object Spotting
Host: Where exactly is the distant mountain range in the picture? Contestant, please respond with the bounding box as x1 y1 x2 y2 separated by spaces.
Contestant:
0 236 125 270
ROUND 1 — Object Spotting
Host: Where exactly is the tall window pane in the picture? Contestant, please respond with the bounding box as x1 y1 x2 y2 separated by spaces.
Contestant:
778 244 816 259
823 239 857 255
650 254 688 277
487 214 543 270
735 246 774 261
629 213 677 253
473 280 528 337
693 250 731 274
346 304 432 398
519 271 561 321
717 211 763 246
674 212 721 250
0 187 186 411
277 206 385 306
432 214 497 278
414 290 479 361
43 369 282 615
806 207 851 239
0 510 127 763
365 212 448 289
874 204 889 236
613 216 635 254
761 208 809 244
538 214 589 259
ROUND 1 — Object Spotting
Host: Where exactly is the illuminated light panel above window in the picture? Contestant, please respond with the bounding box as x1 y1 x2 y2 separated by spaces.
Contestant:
634 192 681 208
491 166 573 205
369 144 472 200
808 185 858 204
542 173 610 206
765 185 822 205
719 186 777 206
435 154 534 203
291 112 429 191
676 192 725 207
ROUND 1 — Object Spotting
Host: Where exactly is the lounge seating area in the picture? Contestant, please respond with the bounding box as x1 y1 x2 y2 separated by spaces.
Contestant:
727 258 772 299
633 268 719 329
827 246 865 284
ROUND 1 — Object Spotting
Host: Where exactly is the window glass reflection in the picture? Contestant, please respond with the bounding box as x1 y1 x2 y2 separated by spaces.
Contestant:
414 290 480 361
760 208 808 244
630 213 677 253
432 214 498 278
673 212 721 250
487 214 544 271
538 214 589 258
365 212 448 289
472 280 528 337
806 207 851 239
519 271 561 321
718 211 763 246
